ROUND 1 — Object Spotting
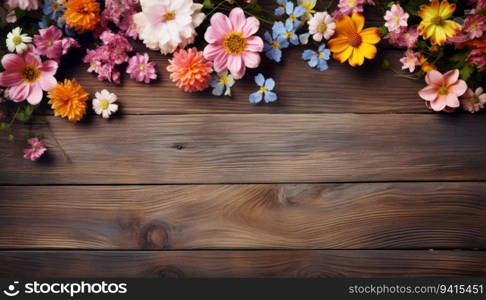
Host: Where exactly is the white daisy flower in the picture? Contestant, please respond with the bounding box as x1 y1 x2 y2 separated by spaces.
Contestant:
6 27 32 53
92 89 119 119
308 12 336 42
133 0 205 55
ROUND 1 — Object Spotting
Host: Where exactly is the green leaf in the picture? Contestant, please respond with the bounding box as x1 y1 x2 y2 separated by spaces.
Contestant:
379 26 388 36
203 0 214 9
0 122 10 132
460 64 475 81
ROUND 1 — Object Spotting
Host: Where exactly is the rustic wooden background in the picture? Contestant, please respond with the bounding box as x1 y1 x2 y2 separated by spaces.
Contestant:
1 2 486 277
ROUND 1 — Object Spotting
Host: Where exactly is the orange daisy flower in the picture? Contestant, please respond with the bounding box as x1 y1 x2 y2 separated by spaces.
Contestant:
328 13 381 67
48 79 89 123
65 0 101 33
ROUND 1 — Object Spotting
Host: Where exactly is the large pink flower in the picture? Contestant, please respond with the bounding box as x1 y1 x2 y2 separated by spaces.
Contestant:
34 25 63 61
203 7 263 79
418 69 467 112
0 52 58 104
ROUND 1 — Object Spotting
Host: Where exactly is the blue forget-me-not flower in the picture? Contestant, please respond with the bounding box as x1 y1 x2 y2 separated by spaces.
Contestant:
249 74 278 104
210 71 235 97
263 31 290 63
302 44 331 71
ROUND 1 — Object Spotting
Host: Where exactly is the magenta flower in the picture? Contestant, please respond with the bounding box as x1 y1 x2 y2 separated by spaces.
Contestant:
34 25 63 61
337 0 365 16
23 138 46 161
203 7 263 79
467 49 486 72
61 37 79 55
463 15 485 39
0 52 57 104
418 69 467 112
6 0 38 10
126 53 157 84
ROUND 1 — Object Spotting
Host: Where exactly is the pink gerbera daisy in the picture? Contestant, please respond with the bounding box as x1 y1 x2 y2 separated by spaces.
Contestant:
203 7 263 79
126 53 157 83
0 52 58 104
418 69 468 112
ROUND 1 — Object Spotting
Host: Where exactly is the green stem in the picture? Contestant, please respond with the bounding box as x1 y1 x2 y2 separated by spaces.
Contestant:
46 119 70 162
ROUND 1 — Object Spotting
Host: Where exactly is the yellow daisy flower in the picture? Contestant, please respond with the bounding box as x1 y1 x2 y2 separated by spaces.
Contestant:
328 13 381 67
418 0 461 45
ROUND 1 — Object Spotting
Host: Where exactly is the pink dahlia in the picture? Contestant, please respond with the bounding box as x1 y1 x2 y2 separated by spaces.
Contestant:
467 49 486 72
400 49 420 73
34 25 63 61
167 48 212 92
463 15 486 39
384 4 409 34
203 7 263 79
23 138 46 161
126 53 157 83
418 69 467 112
460 87 486 113
0 52 57 104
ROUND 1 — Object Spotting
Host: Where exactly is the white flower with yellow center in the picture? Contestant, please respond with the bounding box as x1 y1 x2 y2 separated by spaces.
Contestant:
92 89 118 119
308 11 336 42
6 27 32 53
133 0 205 55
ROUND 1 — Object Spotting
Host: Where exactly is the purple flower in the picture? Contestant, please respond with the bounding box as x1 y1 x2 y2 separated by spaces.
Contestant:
23 138 46 161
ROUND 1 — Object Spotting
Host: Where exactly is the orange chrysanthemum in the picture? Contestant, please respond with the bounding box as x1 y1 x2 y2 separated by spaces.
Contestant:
48 79 89 123
167 48 213 93
65 0 101 33
328 13 381 67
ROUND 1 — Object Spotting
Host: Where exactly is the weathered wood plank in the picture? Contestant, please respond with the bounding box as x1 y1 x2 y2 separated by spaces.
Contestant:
60 48 425 114
1 114 486 184
0 183 485 249
1 250 485 277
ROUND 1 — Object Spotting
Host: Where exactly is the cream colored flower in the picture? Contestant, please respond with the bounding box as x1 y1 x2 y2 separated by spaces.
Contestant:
6 27 31 53
92 89 118 119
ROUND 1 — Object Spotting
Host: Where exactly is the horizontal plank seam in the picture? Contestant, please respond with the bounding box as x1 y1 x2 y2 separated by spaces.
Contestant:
3 180 486 187
0 249 484 252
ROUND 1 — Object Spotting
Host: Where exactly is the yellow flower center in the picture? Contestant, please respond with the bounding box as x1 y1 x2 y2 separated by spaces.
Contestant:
284 31 294 39
12 36 22 45
348 32 362 48
438 85 449 95
260 86 267 93
163 11 175 21
393 16 400 24
431 16 444 26
45 39 53 47
223 32 247 56
21 64 41 83
52 2 60 10
317 23 327 33
272 41 280 49
139 64 146 71
469 97 480 104
348 0 356 8
219 75 229 85
99 99 109 109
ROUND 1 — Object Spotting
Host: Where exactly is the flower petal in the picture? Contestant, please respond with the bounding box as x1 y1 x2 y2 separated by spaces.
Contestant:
41 60 58 76
9 83 30 102
348 48 364 66
328 36 349 53
418 86 438 101
1 53 25 71
228 55 244 79
351 13 364 32
27 84 43 105
207 13 233 42
425 70 443 86
443 69 459 86
445 93 460 108
360 27 381 44
449 80 467 96
245 36 263 52
243 52 261 68
242 17 260 37
0 71 23 87
430 96 447 111
358 43 377 59
335 15 356 36
204 43 224 61
333 46 353 64
39 74 57 91
229 7 246 32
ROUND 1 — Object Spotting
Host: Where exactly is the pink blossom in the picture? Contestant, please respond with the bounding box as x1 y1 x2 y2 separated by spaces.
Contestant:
61 37 79 55
384 4 409 33
385 25 418 48
460 87 486 113
467 49 486 72
418 69 468 112
447 29 469 49
34 25 63 61
126 53 157 83
23 138 46 161
0 52 57 104
100 0 140 38
6 0 38 10
463 15 486 39
400 50 420 72
203 8 263 79
337 0 365 16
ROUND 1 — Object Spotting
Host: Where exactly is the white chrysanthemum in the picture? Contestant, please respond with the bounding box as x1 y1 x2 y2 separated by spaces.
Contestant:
93 89 118 119
133 0 205 55
6 27 32 53
308 12 336 42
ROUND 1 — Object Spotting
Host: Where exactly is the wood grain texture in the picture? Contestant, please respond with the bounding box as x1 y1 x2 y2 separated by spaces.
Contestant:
1 114 486 184
0 183 485 249
1 250 485 278
60 49 425 114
